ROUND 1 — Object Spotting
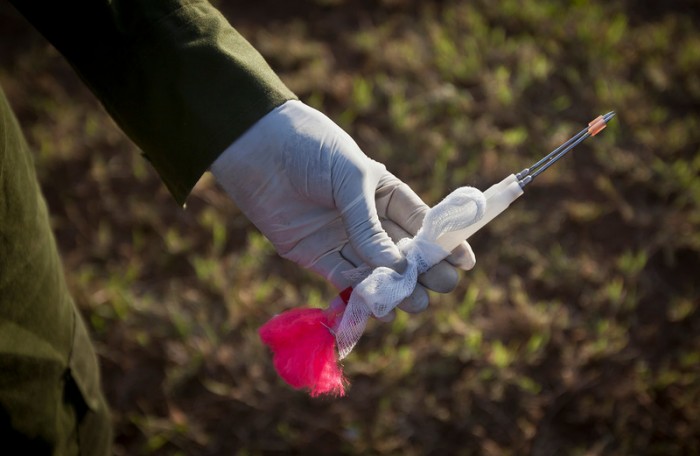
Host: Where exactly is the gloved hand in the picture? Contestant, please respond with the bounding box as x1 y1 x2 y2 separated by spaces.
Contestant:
211 100 476 320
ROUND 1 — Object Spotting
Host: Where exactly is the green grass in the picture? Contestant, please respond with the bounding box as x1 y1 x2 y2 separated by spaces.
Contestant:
1 0 699 454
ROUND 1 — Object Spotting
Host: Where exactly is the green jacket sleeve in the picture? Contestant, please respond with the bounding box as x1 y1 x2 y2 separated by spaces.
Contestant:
10 0 297 205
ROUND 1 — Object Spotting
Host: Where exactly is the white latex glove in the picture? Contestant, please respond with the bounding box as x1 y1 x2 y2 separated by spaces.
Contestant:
211 100 476 319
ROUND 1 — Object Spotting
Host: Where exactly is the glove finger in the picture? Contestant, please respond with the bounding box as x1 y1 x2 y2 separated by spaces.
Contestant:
375 173 427 234
335 164 406 272
382 220 459 293
397 285 430 314
339 241 429 316
377 175 476 271
340 219 458 293
446 242 476 271
376 310 396 323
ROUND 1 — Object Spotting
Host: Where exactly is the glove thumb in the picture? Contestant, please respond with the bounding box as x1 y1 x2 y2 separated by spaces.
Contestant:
335 167 406 273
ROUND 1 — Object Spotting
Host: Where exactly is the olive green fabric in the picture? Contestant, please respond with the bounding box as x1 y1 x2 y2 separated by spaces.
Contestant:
10 0 297 205
2 1 295 451
0 86 111 455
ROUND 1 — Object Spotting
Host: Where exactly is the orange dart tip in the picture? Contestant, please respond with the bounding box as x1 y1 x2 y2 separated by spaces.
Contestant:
588 115 607 136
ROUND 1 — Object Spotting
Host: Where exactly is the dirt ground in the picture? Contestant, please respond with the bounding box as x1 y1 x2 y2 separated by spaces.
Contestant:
1 1 699 455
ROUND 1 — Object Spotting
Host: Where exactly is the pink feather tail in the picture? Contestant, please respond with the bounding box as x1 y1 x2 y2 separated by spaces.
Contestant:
258 288 352 397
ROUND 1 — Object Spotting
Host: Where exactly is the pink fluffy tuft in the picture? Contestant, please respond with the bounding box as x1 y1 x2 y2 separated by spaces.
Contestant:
259 306 346 397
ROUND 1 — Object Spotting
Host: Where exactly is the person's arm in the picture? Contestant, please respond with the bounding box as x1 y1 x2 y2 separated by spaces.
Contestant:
210 99 478 316
12 0 477 312
11 0 295 205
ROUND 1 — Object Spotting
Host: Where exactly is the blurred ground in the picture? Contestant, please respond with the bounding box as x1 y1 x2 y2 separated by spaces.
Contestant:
1 0 699 454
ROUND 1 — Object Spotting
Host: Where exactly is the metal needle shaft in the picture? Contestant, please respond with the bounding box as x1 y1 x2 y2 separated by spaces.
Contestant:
518 111 616 188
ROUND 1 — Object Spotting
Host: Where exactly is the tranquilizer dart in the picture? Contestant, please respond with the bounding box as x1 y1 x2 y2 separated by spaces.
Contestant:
259 111 617 397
